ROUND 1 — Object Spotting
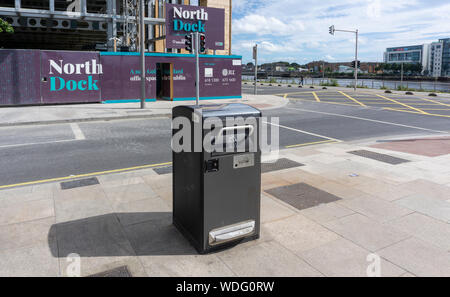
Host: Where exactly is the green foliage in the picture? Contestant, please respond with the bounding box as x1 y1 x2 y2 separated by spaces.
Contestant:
397 85 417 91
0 18 14 34
320 79 339 87
377 63 422 75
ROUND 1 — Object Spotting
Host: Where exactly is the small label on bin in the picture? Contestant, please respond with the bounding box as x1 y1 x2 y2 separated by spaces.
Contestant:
233 154 255 169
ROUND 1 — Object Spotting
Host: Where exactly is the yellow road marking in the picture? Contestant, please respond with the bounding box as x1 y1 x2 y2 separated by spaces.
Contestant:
285 139 338 149
288 97 357 107
271 90 332 96
376 94 428 114
349 102 441 106
417 97 450 107
0 161 173 190
383 107 450 118
312 92 320 102
338 91 367 107
383 107 425 115
417 108 450 111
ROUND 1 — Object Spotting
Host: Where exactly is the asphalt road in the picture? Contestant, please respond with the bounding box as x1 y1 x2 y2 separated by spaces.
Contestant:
0 86 449 188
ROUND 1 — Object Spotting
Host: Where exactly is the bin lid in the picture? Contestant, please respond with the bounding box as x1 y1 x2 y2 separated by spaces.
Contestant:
176 103 261 118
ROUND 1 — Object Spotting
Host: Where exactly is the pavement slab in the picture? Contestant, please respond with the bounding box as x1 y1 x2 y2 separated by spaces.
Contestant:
263 214 340 254
323 214 410 252
299 202 355 223
260 194 297 224
378 237 450 277
0 241 60 277
371 137 450 157
141 254 235 277
395 179 450 201
337 194 414 222
102 183 159 207
217 241 322 277
0 198 54 226
53 186 113 223
388 212 450 250
395 194 450 223
0 217 56 252
299 238 406 277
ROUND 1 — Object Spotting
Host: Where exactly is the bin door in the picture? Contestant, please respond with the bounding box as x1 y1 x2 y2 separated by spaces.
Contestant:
203 152 261 247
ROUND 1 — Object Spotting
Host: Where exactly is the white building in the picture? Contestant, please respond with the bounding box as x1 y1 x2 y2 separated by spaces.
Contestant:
429 41 443 77
383 44 429 74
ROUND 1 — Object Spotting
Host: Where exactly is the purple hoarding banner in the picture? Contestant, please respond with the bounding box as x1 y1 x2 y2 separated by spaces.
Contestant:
40 51 101 103
165 3 225 50
100 53 241 101
0 50 241 106
0 50 41 105
100 55 154 101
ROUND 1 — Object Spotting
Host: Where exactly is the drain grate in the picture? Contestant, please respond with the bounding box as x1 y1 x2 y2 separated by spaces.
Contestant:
154 166 173 175
262 158 304 173
266 183 341 211
60 177 99 190
348 150 410 165
88 266 132 277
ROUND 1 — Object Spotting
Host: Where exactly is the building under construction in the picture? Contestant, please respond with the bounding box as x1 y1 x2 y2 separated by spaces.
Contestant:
0 0 232 54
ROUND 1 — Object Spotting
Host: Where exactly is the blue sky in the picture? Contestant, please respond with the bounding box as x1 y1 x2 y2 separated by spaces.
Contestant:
230 0 450 64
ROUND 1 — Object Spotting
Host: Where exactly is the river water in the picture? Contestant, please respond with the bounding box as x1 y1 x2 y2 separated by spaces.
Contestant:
242 76 450 92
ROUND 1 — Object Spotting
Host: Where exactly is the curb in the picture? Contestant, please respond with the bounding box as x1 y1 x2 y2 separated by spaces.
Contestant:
0 100 288 128
0 113 172 128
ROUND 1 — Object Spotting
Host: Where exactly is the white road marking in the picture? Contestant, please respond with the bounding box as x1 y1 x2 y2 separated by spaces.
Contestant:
70 123 86 140
0 139 78 149
263 121 342 142
287 107 448 134
0 123 86 149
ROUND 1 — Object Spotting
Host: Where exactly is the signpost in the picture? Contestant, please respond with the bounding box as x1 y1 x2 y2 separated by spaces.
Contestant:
195 32 200 106
139 0 145 109
253 44 258 95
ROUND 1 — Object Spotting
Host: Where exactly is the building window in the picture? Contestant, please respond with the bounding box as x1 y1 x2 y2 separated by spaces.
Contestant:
21 0 50 10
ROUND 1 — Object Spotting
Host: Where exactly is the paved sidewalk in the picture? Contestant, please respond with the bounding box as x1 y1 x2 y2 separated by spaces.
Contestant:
0 94 287 127
0 136 449 277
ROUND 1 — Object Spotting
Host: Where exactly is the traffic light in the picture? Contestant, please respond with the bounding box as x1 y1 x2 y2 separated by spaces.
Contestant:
185 34 193 53
351 60 361 69
199 34 206 54
329 25 335 35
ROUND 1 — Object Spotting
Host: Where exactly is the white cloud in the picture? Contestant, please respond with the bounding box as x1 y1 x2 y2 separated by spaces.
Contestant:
233 14 305 36
232 0 450 63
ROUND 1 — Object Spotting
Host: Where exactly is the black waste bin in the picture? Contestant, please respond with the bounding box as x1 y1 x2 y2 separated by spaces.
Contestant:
172 103 261 254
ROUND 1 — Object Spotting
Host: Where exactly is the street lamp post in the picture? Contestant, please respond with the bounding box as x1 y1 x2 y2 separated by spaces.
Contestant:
140 0 145 109
253 44 258 95
329 25 359 91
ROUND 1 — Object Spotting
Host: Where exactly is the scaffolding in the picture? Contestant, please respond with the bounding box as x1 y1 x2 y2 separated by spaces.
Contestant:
0 0 165 51
123 0 138 51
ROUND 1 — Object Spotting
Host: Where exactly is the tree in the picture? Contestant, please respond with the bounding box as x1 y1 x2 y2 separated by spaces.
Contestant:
0 18 14 34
